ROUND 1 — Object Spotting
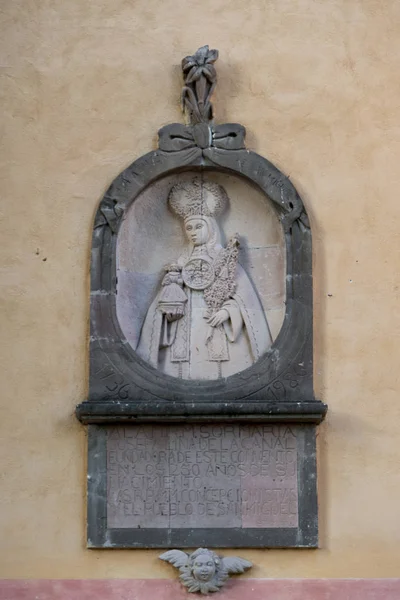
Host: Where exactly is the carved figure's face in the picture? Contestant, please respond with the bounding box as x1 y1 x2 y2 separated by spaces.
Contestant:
192 554 216 582
185 218 209 246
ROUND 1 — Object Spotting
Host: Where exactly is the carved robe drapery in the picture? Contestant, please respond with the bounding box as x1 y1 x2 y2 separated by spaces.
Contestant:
136 255 272 381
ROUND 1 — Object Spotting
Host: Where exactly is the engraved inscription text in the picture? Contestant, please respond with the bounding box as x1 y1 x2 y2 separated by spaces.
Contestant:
107 424 298 529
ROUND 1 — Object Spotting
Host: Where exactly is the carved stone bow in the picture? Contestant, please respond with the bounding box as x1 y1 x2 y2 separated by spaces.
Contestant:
158 122 246 154
95 45 308 235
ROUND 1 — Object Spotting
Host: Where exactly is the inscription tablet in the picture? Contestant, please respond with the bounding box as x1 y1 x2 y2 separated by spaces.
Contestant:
107 424 298 530
87 423 317 548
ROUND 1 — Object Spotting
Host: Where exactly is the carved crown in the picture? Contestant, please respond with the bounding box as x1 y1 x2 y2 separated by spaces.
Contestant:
168 177 228 219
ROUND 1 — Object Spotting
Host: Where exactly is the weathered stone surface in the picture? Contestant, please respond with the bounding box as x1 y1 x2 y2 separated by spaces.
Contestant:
76 131 327 422
116 174 285 382
75 44 327 422
159 547 252 594
107 424 298 530
87 423 317 548
80 46 324 553
116 172 285 379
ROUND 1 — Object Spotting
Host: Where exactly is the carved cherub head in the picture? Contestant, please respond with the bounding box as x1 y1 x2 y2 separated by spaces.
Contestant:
189 548 219 584
160 548 252 594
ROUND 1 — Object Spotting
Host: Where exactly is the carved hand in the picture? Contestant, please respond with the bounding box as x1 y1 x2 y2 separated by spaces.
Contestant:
160 305 185 322
207 309 229 327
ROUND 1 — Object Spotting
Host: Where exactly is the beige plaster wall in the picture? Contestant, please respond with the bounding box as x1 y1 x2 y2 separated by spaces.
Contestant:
1 0 400 580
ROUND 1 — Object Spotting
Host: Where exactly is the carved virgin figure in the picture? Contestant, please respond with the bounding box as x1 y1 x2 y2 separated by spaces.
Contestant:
136 178 272 379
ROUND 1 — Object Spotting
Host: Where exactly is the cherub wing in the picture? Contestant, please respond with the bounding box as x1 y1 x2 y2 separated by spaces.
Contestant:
159 550 189 569
222 556 252 574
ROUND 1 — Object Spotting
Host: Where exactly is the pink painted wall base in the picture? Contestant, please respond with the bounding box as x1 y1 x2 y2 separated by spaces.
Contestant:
0 579 399 600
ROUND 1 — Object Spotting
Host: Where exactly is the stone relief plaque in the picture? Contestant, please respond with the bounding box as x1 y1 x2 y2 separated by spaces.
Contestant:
88 423 317 548
76 43 327 424
116 172 285 381
77 45 327 551
107 424 298 529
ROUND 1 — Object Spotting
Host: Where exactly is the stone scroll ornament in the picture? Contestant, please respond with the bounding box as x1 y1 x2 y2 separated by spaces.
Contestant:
160 548 252 594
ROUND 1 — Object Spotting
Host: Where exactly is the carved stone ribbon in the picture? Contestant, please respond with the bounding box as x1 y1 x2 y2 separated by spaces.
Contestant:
158 122 246 154
95 45 306 234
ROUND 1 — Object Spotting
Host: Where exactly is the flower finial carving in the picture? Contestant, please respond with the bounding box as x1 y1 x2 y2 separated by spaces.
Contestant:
181 45 219 124
160 548 252 594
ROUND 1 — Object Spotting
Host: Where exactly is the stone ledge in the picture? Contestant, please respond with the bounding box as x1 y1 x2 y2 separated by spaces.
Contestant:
76 400 328 424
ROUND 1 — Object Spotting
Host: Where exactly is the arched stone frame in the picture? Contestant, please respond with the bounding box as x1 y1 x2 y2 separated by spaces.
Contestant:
76 46 327 550
76 133 327 424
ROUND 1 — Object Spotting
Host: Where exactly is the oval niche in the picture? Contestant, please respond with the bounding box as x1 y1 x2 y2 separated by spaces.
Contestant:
116 171 286 381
